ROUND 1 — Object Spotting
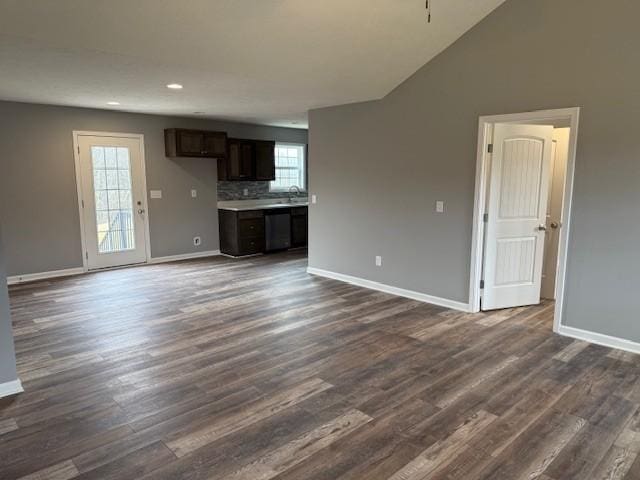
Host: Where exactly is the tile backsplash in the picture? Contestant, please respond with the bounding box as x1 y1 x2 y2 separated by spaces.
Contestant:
217 181 307 201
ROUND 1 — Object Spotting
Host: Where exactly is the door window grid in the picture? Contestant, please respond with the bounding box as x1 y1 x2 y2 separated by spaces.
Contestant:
91 146 135 254
270 144 305 191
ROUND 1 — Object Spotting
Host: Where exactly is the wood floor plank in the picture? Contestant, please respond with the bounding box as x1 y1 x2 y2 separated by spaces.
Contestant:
544 403 636 480
387 409 497 480
1 250 637 479
72 441 176 480
624 453 640 480
0 417 18 435
270 397 432 480
16 460 79 480
553 339 590 362
221 409 372 480
474 409 586 480
136 403 341 479
164 377 333 457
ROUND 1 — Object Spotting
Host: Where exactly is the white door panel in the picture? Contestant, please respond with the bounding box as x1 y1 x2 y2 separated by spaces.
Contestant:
77 135 148 270
482 124 554 310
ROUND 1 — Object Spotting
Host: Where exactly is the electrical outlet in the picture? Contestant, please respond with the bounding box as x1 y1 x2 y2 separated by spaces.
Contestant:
436 201 445 213
193 236 201 246
191 189 197 198
375 256 383 267
243 188 249 196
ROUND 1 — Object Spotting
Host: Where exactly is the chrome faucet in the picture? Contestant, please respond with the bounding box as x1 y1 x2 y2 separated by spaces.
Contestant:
288 185 301 202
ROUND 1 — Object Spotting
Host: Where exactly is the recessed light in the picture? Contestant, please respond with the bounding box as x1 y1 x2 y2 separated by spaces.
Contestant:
107 101 120 105
167 83 183 90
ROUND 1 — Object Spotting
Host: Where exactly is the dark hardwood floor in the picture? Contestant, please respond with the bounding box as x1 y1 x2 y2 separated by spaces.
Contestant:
1 250 640 479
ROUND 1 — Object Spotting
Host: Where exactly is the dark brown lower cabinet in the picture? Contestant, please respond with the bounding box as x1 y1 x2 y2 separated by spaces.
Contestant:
219 206 307 256
219 210 265 256
291 207 308 247
238 236 264 255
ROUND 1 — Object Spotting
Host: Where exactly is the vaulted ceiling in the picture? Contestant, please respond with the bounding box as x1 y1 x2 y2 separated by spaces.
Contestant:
0 0 507 127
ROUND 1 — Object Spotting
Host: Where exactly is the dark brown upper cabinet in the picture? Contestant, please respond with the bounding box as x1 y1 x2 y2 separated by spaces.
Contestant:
254 140 276 181
224 139 254 180
164 129 227 158
218 139 276 182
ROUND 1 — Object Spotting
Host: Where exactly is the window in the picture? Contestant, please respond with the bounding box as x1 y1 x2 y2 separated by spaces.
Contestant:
270 143 306 192
91 146 135 253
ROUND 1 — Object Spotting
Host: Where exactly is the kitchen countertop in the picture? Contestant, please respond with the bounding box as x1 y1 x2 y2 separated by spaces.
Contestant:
217 198 309 212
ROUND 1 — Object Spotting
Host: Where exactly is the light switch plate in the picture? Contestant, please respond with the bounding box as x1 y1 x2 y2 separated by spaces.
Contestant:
375 256 383 267
191 189 197 198
436 201 445 213
150 190 162 199
311 195 317 204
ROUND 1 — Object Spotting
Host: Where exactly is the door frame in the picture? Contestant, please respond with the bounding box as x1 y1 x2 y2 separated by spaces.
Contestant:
468 107 581 334
72 131 152 271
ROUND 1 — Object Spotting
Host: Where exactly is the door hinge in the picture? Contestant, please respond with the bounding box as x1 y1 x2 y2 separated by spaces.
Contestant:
85 251 89 260
487 143 493 153
81 199 85 208
480 280 485 289
483 213 488 223
77 145 80 154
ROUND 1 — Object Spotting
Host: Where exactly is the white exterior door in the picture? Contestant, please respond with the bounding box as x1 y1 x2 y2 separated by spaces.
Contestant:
482 124 554 310
77 134 148 270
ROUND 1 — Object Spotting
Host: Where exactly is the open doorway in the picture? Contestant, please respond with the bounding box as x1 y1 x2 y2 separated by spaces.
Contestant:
541 126 570 300
468 108 580 334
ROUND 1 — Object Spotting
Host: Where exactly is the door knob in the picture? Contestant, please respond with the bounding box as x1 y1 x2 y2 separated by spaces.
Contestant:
138 209 145 214
550 222 560 229
537 224 547 232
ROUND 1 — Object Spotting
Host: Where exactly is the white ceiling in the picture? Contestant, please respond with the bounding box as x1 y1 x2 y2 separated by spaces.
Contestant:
0 0 506 128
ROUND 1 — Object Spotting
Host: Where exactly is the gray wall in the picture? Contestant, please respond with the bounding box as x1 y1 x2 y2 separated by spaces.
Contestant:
0 222 19 384
309 0 640 341
0 101 307 276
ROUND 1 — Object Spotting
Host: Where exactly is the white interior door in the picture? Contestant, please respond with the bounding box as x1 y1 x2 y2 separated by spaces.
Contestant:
77 134 148 270
482 123 554 310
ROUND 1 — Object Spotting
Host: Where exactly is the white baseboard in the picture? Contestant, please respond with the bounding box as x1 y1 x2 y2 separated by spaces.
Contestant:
149 250 221 264
7 267 85 286
0 379 23 399
7 250 222 285
558 325 640 355
307 267 471 312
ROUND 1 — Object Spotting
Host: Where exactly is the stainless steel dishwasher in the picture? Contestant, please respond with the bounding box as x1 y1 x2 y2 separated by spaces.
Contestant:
265 210 291 252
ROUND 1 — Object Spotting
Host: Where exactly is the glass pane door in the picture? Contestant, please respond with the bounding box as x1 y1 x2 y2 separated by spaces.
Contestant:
91 146 135 254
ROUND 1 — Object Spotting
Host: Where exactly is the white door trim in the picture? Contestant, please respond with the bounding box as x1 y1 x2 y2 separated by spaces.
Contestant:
468 107 581 334
72 131 152 272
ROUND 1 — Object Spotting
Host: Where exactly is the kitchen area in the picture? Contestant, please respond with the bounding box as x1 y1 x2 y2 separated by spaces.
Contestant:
165 128 308 257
